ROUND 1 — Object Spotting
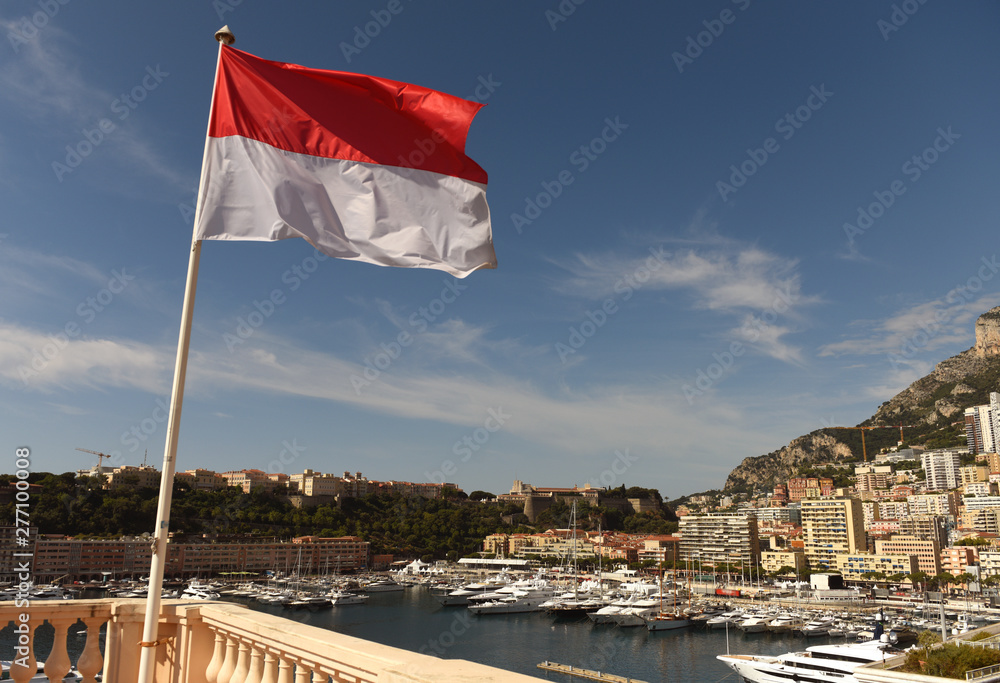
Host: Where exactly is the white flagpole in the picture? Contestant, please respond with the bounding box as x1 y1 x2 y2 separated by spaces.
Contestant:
137 26 234 683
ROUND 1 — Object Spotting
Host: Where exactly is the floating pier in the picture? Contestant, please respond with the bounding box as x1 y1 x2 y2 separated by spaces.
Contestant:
537 661 648 683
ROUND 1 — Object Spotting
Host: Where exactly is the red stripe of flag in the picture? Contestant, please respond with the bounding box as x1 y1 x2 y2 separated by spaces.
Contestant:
209 46 488 184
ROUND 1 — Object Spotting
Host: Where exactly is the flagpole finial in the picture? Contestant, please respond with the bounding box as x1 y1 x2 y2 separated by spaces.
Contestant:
215 25 235 45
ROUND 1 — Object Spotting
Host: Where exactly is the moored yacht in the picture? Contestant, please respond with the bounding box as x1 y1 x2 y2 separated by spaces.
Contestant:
644 611 691 631
717 637 900 683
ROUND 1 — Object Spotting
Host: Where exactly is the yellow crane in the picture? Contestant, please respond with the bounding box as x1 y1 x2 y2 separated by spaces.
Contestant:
76 447 113 470
827 424 916 462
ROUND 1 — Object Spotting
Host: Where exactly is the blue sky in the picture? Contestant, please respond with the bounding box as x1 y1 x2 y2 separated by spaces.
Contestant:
2 1 999 498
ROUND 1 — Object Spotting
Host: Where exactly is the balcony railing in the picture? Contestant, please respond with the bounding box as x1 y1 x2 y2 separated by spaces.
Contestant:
1 598 539 682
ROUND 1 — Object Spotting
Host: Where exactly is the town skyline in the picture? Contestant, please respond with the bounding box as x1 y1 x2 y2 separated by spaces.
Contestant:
2 3 999 497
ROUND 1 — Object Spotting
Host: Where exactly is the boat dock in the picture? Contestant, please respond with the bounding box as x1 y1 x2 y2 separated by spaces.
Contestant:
537 661 648 683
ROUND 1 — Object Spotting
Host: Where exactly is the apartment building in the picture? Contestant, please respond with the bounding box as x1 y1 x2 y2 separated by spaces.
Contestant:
965 395 999 455
908 492 961 517
979 550 1000 578
761 549 806 575
678 512 760 567
174 468 228 490
29 535 370 581
874 536 941 575
800 498 866 570
921 450 962 492
833 553 917 579
855 465 894 493
787 477 834 503
105 465 161 490
940 546 978 576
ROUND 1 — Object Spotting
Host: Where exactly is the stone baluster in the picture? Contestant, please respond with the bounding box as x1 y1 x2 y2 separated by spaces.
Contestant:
43 617 75 682
260 651 280 683
228 639 251 683
9 616 37 683
294 661 313 683
244 645 264 683
276 656 295 683
216 632 240 683
205 630 227 683
76 617 106 683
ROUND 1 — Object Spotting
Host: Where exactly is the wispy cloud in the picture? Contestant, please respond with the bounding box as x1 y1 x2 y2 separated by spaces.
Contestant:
818 292 1000 358
0 21 188 189
3 315 758 470
0 244 110 297
0 321 169 394
551 238 820 364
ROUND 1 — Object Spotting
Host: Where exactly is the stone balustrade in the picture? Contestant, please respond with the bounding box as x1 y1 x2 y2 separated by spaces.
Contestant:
1 598 538 682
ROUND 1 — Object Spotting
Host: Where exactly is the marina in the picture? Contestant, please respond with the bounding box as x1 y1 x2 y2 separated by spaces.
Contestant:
5 576 1000 682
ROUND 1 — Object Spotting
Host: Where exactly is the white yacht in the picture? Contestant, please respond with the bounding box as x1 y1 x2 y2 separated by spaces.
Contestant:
362 578 405 593
612 599 661 627
467 582 557 615
441 578 510 606
327 590 368 606
737 614 771 633
706 609 745 630
717 638 900 683
644 611 691 631
182 580 221 600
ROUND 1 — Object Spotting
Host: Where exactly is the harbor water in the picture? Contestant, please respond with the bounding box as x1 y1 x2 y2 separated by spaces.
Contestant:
1 588 862 682
234 588 831 683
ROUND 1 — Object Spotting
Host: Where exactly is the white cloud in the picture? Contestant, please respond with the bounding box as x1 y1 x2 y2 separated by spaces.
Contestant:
0 322 168 394
3 311 758 469
818 292 1000 358
551 238 819 365
0 21 188 189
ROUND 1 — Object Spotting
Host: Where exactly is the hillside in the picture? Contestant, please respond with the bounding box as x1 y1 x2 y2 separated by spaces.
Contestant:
723 307 1000 493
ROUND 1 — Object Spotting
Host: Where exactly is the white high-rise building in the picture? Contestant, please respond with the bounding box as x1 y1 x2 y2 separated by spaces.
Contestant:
921 450 961 491
990 392 1000 450
965 393 1000 455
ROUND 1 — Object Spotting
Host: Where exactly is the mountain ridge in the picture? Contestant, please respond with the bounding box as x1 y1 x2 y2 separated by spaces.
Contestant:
722 306 1000 493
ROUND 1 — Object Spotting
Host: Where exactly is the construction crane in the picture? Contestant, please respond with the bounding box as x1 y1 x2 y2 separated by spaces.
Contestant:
827 425 916 462
76 447 113 471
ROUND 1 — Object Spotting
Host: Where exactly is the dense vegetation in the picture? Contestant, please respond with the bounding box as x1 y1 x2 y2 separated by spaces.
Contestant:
0 472 676 561
902 640 1000 678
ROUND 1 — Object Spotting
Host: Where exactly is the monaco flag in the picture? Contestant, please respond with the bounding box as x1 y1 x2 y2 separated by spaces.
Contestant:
194 46 496 278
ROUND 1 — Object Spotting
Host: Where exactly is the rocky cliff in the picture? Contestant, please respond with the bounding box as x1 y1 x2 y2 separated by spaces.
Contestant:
975 307 1000 359
723 307 1000 492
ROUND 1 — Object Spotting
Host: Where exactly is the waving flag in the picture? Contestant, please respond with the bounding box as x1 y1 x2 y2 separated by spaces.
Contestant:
194 45 496 277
